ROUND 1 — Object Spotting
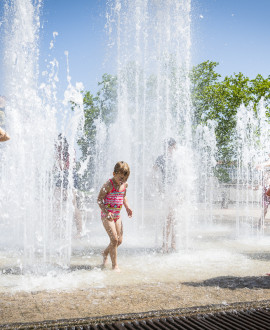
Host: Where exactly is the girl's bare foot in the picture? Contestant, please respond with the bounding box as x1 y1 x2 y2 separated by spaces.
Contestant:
112 266 121 272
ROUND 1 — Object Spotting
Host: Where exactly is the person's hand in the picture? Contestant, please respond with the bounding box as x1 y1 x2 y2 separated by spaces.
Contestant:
106 212 114 221
126 207 133 218
0 127 10 142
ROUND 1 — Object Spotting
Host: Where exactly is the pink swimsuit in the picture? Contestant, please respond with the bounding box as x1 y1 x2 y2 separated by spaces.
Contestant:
101 179 126 222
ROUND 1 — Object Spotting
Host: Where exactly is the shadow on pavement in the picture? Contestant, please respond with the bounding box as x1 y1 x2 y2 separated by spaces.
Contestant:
184 275 270 290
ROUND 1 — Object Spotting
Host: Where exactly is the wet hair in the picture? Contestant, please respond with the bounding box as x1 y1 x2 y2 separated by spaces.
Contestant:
163 137 176 151
167 137 176 147
114 161 130 178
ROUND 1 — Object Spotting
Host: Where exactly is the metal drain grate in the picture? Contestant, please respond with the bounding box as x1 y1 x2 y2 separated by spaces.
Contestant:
3 306 270 329
84 309 270 330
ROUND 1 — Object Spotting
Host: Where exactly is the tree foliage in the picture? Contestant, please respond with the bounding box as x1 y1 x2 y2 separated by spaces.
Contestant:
78 73 117 161
74 74 117 189
191 60 270 164
75 61 270 187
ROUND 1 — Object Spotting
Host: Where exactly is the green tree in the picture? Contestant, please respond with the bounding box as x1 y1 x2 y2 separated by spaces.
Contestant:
78 73 117 160
75 74 117 189
191 61 270 165
77 91 100 160
96 73 117 126
191 60 221 126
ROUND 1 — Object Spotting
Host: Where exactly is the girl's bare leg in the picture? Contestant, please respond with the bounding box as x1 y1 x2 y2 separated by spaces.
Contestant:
102 217 122 270
102 244 110 267
115 218 123 247
102 219 116 267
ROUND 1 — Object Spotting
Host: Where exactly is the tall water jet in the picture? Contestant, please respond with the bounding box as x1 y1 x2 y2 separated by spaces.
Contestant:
194 120 218 224
92 0 195 249
0 0 84 271
235 100 270 233
193 100 270 236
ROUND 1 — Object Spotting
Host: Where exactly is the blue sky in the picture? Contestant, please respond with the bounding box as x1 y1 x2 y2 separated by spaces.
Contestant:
39 0 270 94
1 0 270 96
193 0 270 79
39 0 108 95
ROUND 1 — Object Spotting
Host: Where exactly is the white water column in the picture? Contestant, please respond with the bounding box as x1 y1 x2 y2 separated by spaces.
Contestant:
94 0 194 248
235 101 269 233
0 0 83 270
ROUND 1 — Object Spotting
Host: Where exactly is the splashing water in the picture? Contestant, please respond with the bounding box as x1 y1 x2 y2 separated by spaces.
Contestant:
91 0 196 250
194 120 218 224
234 100 270 232
1 0 270 289
0 0 84 271
194 99 270 238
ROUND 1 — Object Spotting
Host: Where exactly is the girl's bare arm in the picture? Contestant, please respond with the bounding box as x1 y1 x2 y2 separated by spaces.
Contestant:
123 185 132 217
97 181 113 216
0 127 10 142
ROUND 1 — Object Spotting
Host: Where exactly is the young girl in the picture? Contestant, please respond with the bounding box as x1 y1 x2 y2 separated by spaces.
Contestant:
97 161 133 271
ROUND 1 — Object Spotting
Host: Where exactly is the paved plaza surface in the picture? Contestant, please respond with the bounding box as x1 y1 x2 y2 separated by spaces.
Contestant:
1 205 270 326
2 279 270 326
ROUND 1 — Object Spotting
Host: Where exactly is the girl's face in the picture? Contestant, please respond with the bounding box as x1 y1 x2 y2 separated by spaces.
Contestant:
113 172 128 185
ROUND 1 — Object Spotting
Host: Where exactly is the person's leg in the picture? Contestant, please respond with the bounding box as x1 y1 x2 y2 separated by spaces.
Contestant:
110 218 123 270
259 203 268 228
170 210 176 251
115 218 123 247
263 205 268 226
102 218 119 270
73 190 82 237
53 188 61 232
163 215 171 253
165 208 177 252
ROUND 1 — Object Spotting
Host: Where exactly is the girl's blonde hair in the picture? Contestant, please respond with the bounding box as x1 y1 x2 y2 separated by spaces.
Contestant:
114 161 130 177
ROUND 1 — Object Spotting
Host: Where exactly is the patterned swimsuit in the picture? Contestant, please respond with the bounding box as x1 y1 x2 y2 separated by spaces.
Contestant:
101 179 126 222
